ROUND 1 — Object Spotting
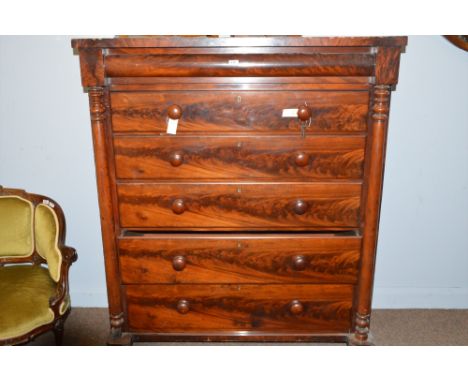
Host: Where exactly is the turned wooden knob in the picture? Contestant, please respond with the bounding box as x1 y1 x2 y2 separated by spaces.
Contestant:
176 299 190 314
167 104 183 120
292 255 306 271
297 105 312 121
289 300 304 315
294 152 309 167
293 200 308 215
172 255 186 271
171 199 186 214
169 152 184 167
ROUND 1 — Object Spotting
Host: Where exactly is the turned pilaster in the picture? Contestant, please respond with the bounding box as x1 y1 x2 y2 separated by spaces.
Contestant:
88 87 124 340
89 87 106 121
350 84 391 345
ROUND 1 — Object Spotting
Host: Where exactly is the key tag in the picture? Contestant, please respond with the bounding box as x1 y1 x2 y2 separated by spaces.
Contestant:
166 118 178 135
282 108 299 118
166 104 182 135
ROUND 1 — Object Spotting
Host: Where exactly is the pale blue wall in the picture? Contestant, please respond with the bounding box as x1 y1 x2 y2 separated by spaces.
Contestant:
374 35 468 307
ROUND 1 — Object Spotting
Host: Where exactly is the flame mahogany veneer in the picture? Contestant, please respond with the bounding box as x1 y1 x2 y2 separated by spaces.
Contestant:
72 36 406 345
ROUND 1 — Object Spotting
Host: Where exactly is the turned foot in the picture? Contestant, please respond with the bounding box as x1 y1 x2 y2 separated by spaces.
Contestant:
347 332 375 346
107 312 133 345
107 332 134 346
347 312 375 345
53 319 65 346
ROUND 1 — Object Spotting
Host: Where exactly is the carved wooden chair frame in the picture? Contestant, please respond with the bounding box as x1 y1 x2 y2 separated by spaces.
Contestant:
0 186 77 345
444 35 468 52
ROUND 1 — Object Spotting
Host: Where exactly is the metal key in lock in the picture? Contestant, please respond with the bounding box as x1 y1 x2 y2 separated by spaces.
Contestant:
297 104 312 138
300 120 309 138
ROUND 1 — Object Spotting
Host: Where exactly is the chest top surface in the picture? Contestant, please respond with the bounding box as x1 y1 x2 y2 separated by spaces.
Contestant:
72 35 407 48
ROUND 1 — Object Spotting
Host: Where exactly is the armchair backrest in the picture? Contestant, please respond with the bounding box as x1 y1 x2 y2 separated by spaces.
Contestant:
0 195 34 258
35 203 62 282
0 187 65 282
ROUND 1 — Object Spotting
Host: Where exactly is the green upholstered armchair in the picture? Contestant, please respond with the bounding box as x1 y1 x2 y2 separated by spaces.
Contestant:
0 186 77 345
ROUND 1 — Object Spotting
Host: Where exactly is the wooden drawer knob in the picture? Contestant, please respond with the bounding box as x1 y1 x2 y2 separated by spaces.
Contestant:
169 152 184 167
172 255 186 271
292 255 306 271
294 152 309 167
167 104 183 120
293 200 308 215
297 105 312 121
176 299 190 314
289 300 304 315
172 199 186 214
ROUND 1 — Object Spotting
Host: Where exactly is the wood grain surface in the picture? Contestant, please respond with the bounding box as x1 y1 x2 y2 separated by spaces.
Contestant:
104 53 374 77
118 234 362 284
110 91 369 133
117 182 362 230
113 135 366 181
125 284 353 333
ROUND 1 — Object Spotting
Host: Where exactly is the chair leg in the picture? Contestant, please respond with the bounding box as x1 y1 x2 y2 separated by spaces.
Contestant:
53 319 65 346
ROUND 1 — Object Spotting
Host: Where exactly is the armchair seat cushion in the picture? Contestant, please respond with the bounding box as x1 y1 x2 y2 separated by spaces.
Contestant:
0 265 57 341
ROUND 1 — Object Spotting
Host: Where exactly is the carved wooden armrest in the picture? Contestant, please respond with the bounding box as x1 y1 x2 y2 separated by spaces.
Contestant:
49 245 78 316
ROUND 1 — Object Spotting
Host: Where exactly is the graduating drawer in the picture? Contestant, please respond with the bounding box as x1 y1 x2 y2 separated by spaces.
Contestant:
110 91 369 134
118 233 362 284
117 182 361 230
125 284 353 333
113 135 365 181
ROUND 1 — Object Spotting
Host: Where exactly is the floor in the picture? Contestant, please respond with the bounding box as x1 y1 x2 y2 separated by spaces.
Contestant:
29 308 468 346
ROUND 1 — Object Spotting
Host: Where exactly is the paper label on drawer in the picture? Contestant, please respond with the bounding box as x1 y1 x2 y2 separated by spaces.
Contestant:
282 108 298 118
166 118 178 135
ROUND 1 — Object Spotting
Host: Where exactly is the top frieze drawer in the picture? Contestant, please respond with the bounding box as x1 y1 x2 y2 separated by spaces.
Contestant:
104 52 375 78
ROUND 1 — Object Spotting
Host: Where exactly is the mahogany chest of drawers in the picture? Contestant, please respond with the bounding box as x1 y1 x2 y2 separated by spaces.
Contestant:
72 36 406 345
